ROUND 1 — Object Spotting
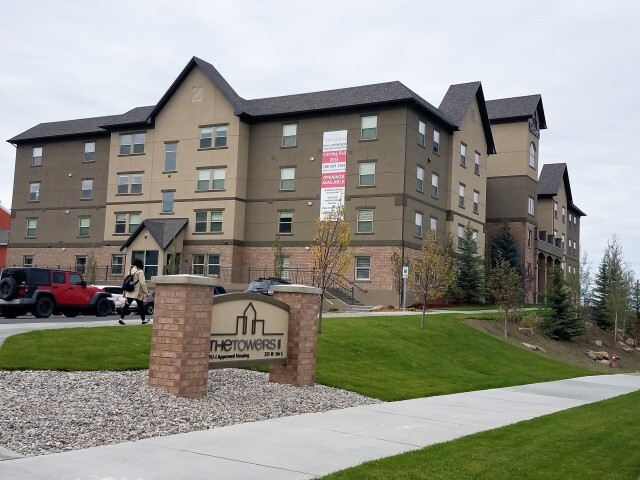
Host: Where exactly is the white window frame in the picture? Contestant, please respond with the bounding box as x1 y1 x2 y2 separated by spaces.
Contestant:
474 151 480 175
78 217 91 237
195 211 223 233
161 191 175 213
114 213 140 234
355 256 371 281
81 179 93 200
29 182 40 202
280 167 295 190
529 142 536 168
32 147 42 166
431 173 439 197
117 174 142 195
84 142 95 162
278 211 293 234
120 133 145 155
528 196 535 216
359 162 376 186
282 124 297 147
197 168 226 191
361 116 377 140
460 143 466 167
26 218 37 237
432 130 440 154
459 184 465 208
199 125 228 149
430 216 437 232
164 142 177 171
416 165 425 192
415 212 423 238
111 254 124 275
418 121 426 146
457 224 464 248
357 209 373 234
473 190 479 214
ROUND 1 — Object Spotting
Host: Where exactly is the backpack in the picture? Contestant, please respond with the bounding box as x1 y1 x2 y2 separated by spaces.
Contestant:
122 269 138 292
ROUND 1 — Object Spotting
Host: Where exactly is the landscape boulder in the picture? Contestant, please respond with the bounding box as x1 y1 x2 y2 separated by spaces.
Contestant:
625 338 636 347
594 340 603 347
519 327 534 336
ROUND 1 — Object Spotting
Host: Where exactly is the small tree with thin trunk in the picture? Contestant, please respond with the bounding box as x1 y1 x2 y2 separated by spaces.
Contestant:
273 234 285 279
309 205 350 333
85 249 98 285
408 230 455 329
488 258 524 339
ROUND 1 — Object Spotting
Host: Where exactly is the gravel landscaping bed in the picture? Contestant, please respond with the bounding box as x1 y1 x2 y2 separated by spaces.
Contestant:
0 369 382 457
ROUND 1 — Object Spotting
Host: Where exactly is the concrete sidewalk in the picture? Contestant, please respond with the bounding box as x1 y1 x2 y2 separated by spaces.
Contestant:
1 374 639 480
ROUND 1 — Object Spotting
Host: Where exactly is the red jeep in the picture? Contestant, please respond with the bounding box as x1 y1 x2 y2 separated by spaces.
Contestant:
0 267 112 319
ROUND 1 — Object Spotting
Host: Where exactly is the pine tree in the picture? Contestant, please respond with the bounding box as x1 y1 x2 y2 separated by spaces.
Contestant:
592 248 611 329
490 222 521 274
541 266 584 340
455 224 484 304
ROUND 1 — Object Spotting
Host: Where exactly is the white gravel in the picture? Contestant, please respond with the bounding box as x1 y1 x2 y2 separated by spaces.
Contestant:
0 369 382 457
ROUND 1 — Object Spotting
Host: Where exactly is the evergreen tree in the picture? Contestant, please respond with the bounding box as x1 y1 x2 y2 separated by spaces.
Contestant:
541 266 584 340
455 224 484 304
592 248 611 329
490 222 521 274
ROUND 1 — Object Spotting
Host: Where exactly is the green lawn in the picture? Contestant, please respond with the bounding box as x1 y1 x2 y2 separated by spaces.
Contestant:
319 390 640 480
315 314 593 400
0 326 151 371
0 314 594 400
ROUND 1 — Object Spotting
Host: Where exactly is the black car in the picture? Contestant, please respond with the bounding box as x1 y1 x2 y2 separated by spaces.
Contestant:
245 277 290 296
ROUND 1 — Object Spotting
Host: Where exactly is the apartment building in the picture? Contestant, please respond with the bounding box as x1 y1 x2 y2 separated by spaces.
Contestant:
486 96 585 302
6 56 579 306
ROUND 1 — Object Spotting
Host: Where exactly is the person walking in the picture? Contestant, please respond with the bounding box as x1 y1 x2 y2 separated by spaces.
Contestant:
119 258 150 325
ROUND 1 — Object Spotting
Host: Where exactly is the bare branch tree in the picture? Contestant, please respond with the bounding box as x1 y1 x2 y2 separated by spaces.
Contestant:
309 205 351 333
488 258 524 339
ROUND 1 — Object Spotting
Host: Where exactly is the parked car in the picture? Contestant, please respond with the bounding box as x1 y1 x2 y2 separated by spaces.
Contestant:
92 285 124 314
0 267 112 318
245 277 290 296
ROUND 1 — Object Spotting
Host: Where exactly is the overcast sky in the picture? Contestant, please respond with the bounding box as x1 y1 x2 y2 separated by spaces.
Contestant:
1 0 638 276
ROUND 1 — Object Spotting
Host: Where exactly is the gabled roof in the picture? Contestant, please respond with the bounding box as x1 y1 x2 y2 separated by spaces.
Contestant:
486 94 547 129
438 82 496 155
119 218 189 252
147 56 246 122
8 114 121 144
538 163 586 216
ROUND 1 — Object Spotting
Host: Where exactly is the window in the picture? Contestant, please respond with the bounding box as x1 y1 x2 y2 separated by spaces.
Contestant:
278 211 293 234
23 256 33 268
357 209 373 233
280 167 295 190
414 212 423 238
111 255 124 275
529 142 536 168
569 213 573 225
84 142 95 162
282 124 297 147
432 130 440 154
165 142 177 171
115 213 140 234
162 191 174 213
474 152 480 175
32 147 42 166
527 229 533 248
81 179 93 199
200 125 228 149
416 166 425 192
460 143 466 167
195 211 223 233
117 174 143 194
459 184 465 208
29 182 40 202
418 121 426 146
554 202 558 218
528 196 535 216
361 115 377 140
191 254 221 277
78 217 90 236
473 190 479 214
26 218 37 237
457 224 464 248
132 250 159 279
562 233 566 250
359 162 375 186
120 133 145 155
472 230 478 252
355 256 371 281
562 206 566 223
431 173 439 197
197 168 226 191
430 216 437 232
75 256 87 274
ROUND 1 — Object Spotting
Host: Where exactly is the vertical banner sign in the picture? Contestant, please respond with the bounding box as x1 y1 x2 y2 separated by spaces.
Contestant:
320 130 348 219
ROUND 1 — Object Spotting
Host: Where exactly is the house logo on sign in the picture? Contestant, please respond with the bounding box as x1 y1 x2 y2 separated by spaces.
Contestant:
210 293 290 366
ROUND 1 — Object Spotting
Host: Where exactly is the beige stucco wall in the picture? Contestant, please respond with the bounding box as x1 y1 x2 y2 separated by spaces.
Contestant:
487 121 539 180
